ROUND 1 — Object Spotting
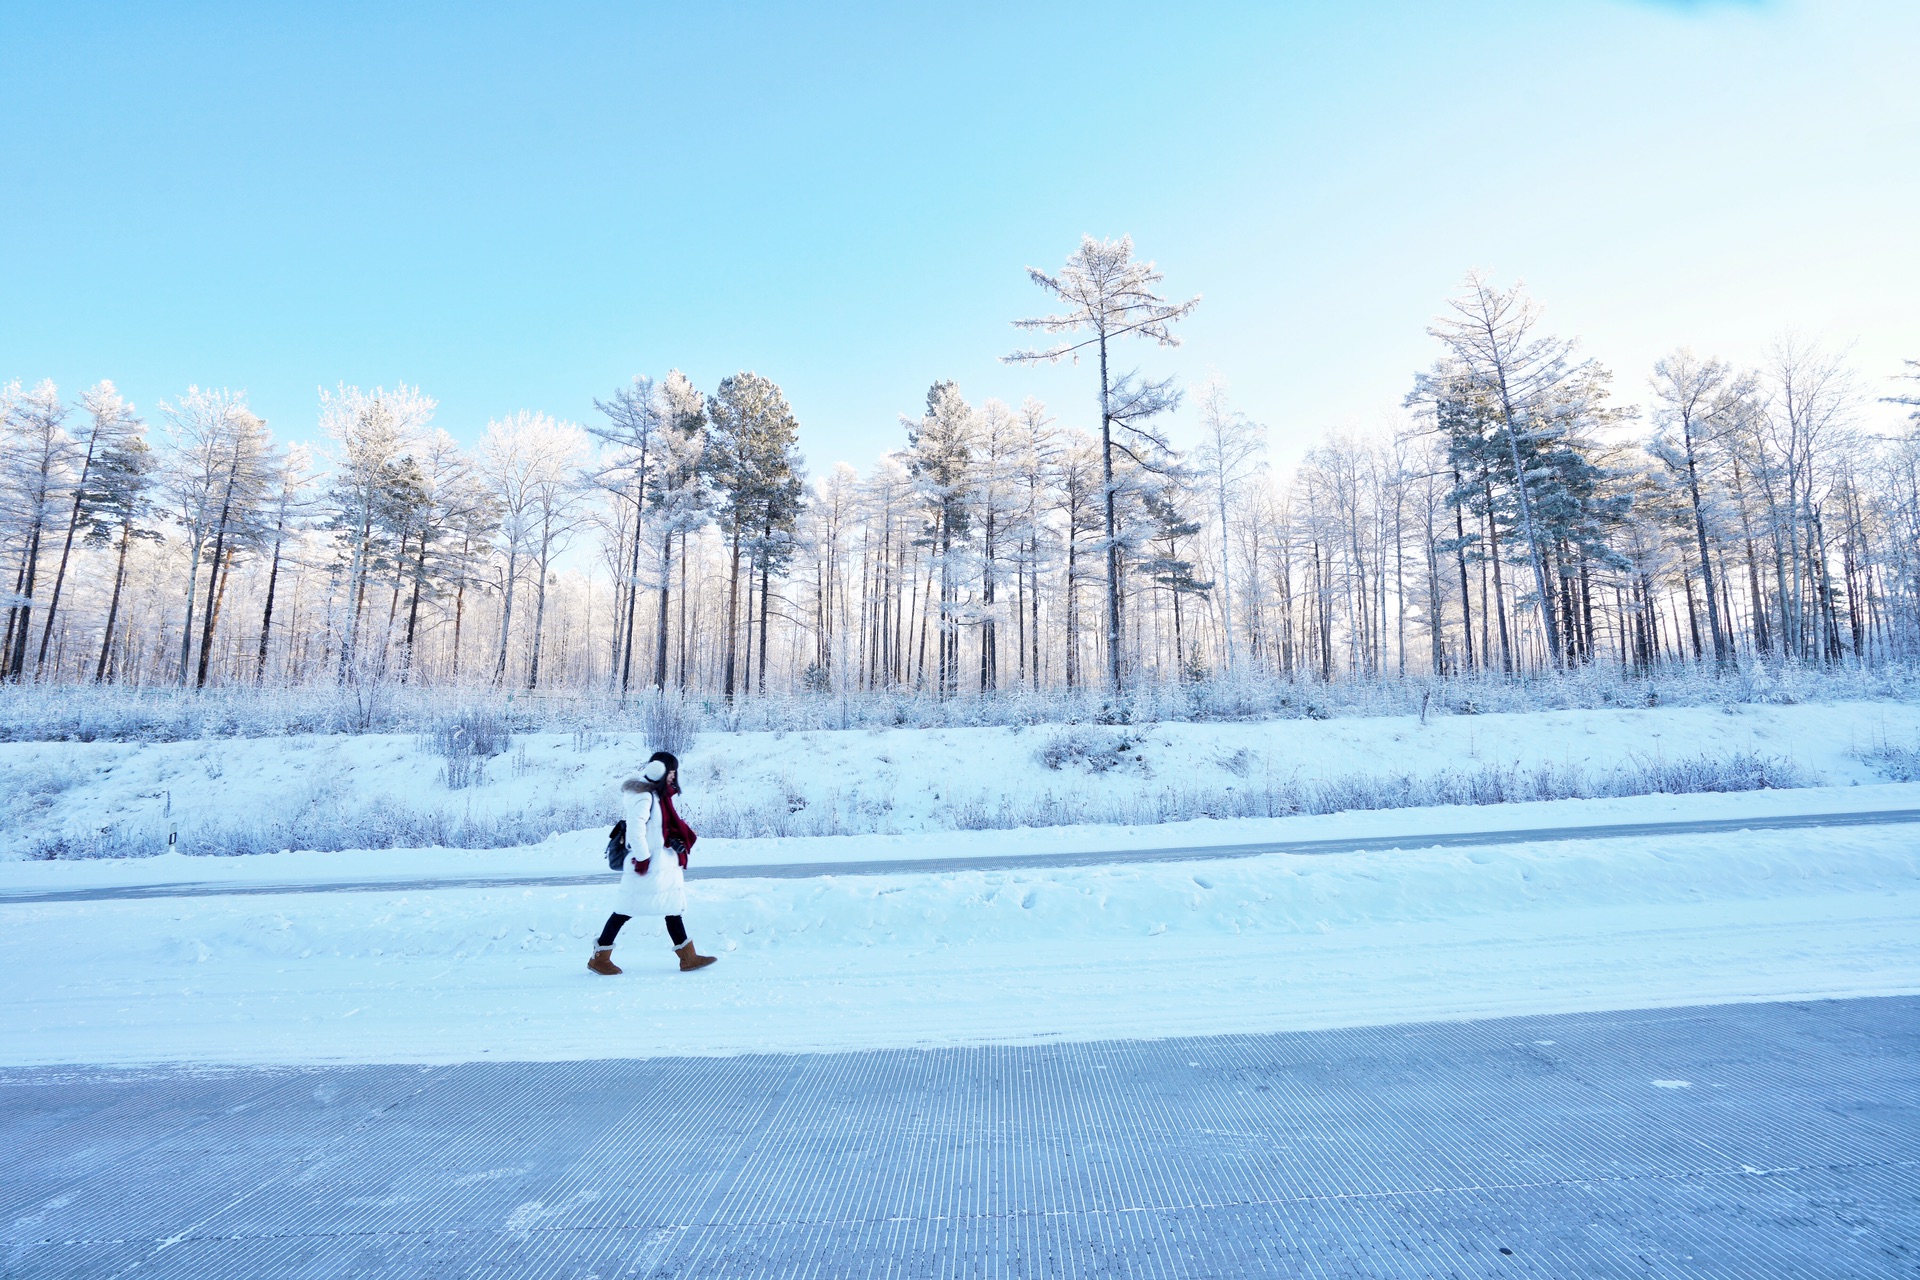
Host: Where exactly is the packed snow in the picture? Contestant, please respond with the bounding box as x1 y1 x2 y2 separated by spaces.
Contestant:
3 793 1916 1067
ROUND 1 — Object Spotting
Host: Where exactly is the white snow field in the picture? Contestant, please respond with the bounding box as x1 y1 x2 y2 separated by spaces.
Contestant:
3 699 1917 1069
2 792 1917 1068
4 698 1916 859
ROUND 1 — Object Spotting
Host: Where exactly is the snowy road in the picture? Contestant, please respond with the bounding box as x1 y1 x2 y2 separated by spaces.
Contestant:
7 804 1919 903
4 996 1914 1278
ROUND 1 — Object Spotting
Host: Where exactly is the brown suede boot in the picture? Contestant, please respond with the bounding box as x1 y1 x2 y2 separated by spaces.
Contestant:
675 940 717 972
587 945 622 976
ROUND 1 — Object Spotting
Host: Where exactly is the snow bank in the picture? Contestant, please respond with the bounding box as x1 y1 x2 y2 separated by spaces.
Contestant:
4 699 1913 860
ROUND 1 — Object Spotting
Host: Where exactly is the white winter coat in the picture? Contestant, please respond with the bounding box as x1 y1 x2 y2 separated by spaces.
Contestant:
610 783 687 917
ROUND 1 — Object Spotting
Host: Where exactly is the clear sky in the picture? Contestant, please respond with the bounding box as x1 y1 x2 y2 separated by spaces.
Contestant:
2 0 1914 471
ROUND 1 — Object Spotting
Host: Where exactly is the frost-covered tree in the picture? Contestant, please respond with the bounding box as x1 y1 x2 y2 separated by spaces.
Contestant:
1649 350 1751 669
704 372 805 698
36 382 141 675
318 383 435 677
1758 337 1859 660
1139 474 1212 679
391 432 490 680
903 380 976 696
1056 431 1104 689
1423 273 1590 668
79 429 161 682
159 387 273 685
479 411 587 688
649 370 709 689
524 423 589 690
1192 376 1265 672
1009 398 1061 689
1 381 74 680
1006 235 1198 692
591 376 662 694
252 444 317 682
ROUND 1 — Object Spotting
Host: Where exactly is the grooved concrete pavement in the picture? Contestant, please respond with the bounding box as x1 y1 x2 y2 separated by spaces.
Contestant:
3 996 1915 1277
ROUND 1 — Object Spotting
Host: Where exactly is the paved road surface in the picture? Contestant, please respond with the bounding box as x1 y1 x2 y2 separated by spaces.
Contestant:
8 806 1919 904
3 996 1914 1278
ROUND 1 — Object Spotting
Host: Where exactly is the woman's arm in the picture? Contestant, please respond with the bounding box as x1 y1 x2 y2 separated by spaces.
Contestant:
619 782 663 862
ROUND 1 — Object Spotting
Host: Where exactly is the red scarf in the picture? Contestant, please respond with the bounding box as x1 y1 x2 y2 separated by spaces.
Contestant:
660 784 697 868
631 782 697 875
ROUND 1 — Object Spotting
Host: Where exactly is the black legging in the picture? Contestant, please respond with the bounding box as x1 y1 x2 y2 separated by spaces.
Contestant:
598 912 686 947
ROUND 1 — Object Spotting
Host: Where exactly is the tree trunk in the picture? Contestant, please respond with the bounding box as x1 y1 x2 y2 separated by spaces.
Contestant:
36 433 105 674
723 526 743 700
1097 330 1124 692
494 546 519 683
620 487 644 695
1682 423 1731 669
654 527 673 689
757 544 772 695
197 547 238 688
1452 470 1475 673
528 539 553 690
7 525 44 680
256 512 287 681
1483 493 1512 675
1488 368 1562 665
95 521 134 683
401 531 428 681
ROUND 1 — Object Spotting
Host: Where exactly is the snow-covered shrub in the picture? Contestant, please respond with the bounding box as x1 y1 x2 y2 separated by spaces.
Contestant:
0 758 88 833
2 658 1916 742
425 706 511 790
930 748 1814 835
640 691 696 756
1037 728 1147 775
27 783 609 859
1856 734 1920 782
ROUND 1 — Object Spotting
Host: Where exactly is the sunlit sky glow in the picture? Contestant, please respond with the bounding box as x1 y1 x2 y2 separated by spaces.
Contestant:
2 0 1914 470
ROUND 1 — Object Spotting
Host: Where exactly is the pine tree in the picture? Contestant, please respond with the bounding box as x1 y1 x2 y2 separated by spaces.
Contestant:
704 373 805 699
79 432 161 682
903 380 976 697
37 382 140 675
1138 476 1212 679
1006 236 1198 692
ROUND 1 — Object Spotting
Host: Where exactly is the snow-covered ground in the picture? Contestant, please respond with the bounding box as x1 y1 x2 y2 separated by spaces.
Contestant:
5 699 1915 859
5 699 1915 1069
3 789 1917 1067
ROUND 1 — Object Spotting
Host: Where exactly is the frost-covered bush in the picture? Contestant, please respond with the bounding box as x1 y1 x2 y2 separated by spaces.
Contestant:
424 706 511 790
0 758 88 825
641 691 696 756
1855 733 1920 782
2 658 1916 743
1037 727 1151 775
926 749 1815 835
29 790 603 860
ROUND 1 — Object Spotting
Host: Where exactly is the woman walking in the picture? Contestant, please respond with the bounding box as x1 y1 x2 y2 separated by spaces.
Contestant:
588 751 717 975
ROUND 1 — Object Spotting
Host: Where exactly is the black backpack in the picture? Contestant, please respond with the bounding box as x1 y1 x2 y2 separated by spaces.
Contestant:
605 820 628 871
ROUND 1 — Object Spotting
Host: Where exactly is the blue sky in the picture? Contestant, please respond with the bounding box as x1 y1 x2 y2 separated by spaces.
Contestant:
2 0 1914 469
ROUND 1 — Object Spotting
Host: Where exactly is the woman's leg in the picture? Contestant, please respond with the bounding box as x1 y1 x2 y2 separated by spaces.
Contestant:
667 915 716 970
598 914 631 947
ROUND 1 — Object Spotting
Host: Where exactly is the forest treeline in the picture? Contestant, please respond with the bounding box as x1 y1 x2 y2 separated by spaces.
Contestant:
4 241 1919 702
